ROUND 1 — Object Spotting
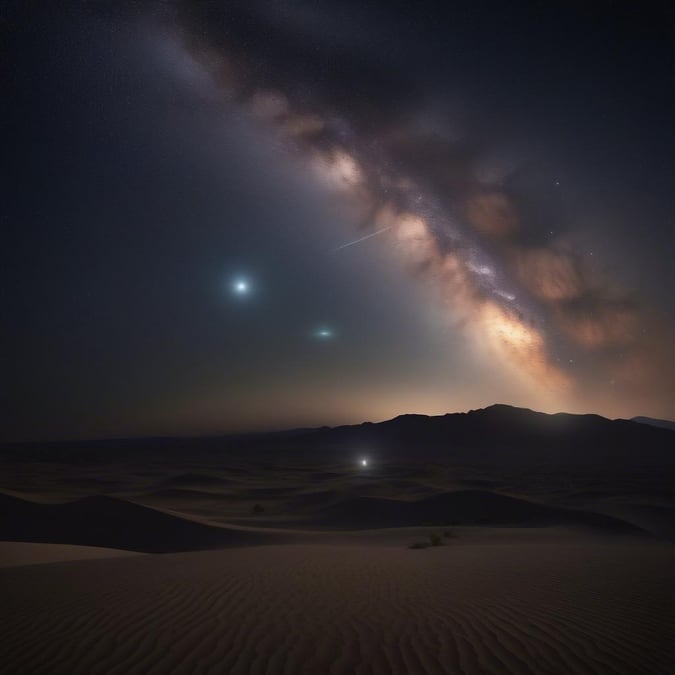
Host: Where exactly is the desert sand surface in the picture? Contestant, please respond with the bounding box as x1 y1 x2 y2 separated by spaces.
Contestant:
2 452 673 538
2 540 673 674
1 431 674 673
0 541 142 569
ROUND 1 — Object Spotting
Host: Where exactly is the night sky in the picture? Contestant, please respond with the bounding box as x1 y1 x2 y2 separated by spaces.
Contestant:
2 1 674 441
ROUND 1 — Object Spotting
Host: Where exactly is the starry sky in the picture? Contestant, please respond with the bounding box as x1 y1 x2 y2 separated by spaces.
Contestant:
2 1 674 441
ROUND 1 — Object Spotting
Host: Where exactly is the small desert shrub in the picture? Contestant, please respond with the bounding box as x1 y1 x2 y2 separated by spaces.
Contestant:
251 503 265 514
409 528 455 549
408 541 431 549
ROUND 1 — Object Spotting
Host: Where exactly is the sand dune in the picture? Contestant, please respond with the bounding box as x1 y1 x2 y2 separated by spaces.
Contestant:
316 489 646 532
1 423 673 673
1 542 673 674
0 487 648 555
454 479 503 489
141 488 240 502
1 427 672 673
0 493 277 553
162 473 234 487
598 503 675 541
0 542 141 568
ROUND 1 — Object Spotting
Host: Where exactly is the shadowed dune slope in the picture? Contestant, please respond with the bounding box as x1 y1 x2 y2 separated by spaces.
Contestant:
0 493 272 553
140 488 239 501
316 489 647 532
1 543 673 674
0 541 141 568
161 473 233 487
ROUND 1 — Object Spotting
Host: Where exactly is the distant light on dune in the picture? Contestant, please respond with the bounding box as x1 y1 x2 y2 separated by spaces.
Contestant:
360 458 368 467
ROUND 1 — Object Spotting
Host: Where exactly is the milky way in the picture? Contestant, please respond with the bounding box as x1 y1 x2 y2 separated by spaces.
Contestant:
4 1 673 442
169 1 673 416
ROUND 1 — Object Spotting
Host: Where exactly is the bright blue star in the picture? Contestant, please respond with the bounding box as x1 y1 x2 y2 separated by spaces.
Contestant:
232 278 250 296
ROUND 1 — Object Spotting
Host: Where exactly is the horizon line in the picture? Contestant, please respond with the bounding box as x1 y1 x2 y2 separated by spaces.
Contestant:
2 403 669 447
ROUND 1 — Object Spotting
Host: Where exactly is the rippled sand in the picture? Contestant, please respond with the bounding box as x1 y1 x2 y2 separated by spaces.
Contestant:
2 541 673 674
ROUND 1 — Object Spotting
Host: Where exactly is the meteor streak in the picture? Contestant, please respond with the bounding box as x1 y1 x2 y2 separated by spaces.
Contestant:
333 226 391 252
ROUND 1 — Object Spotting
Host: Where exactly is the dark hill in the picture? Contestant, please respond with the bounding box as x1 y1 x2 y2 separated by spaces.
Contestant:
2 405 673 465
299 405 675 464
632 416 675 432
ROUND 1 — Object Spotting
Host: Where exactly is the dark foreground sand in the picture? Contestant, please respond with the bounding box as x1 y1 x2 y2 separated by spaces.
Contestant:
2 539 673 674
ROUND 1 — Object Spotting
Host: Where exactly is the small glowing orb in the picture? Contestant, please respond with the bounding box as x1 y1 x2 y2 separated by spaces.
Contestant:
314 328 333 339
232 278 250 295
360 458 368 467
